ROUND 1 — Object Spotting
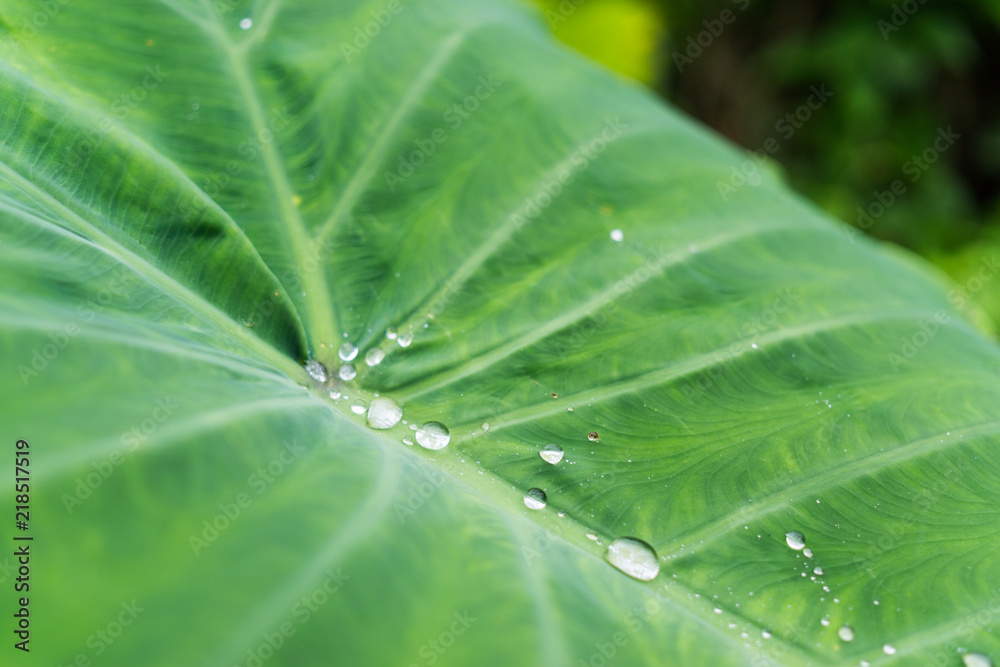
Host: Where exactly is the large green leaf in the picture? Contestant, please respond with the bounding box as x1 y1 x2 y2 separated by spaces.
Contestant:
2 1 999 666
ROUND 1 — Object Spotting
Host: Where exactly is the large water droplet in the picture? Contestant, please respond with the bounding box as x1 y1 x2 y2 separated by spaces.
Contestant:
610 229 624 242
813 566 824 576
397 333 413 348
415 422 450 450
338 364 356 381
802 548 814 558
587 431 599 442
963 652 994 667
366 396 402 429
305 360 327 383
604 537 659 581
838 625 854 642
338 342 358 361
883 644 896 656
365 348 385 367
785 530 806 550
523 488 547 510
539 444 564 465
385 326 398 340
350 398 368 415
239 17 253 29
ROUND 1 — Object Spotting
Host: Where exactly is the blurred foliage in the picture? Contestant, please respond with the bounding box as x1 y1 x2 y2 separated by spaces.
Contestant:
533 0 1000 331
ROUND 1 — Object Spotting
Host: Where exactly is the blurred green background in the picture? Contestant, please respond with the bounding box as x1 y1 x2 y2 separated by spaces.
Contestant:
532 0 1000 333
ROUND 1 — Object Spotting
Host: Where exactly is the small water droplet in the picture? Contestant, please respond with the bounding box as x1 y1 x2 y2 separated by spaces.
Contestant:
239 17 253 29
366 396 402 429
397 333 413 348
610 229 624 242
539 444 564 465
803 548 814 558
305 360 327 383
785 531 806 550
338 364 357 381
838 625 855 642
814 567 824 576
385 326 398 340
588 432 599 442
365 348 385 367
401 436 413 446
329 389 341 400
481 422 490 431
820 616 830 627
963 652 994 667
338 342 358 361
350 398 367 415
415 422 450 450
604 537 659 581
883 644 896 655
585 532 599 541
523 488 547 510
762 630 771 639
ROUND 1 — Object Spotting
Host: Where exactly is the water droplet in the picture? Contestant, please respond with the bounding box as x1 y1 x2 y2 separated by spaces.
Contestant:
814 567 824 576
523 488 547 510
482 422 490 431
350 398 368 415
385 326 398 340
397 333 413 348
762 630 772 639
365 348 385 367
585 532 599 541
239 17 253 29
963 652 994 667
883 644 896 655
401 436 413 446
305 360 327 383
604 537 659 581
803 548 814 558
838 625 855 642
785 530 806 550
338 364 356 381
338 342 358 361
588 432 599 442
820 616 830 627
610 229 624 242
366 397 402 429
329 389 341 400
539 444 564 465
415 422 450 450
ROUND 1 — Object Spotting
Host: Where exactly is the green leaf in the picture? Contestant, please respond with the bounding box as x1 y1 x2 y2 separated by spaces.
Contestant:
3 1 1000 666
